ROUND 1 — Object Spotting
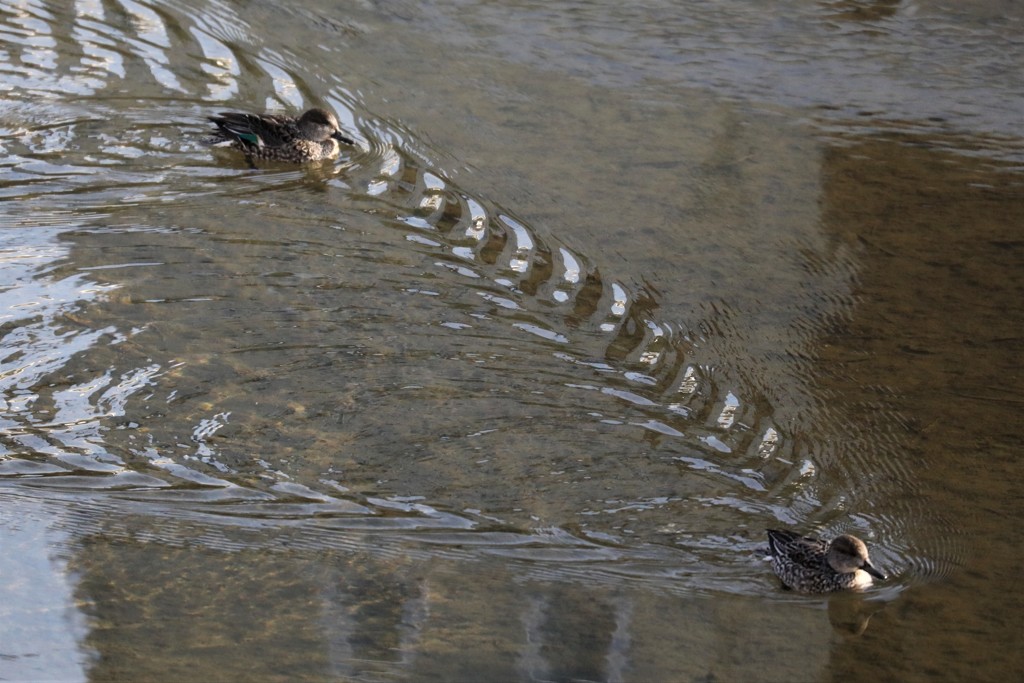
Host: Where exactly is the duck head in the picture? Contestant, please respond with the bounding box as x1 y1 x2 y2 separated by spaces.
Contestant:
828 534 887 580
297 108 354 144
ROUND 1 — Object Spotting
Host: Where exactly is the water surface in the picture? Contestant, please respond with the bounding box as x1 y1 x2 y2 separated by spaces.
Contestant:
1 0 1022 680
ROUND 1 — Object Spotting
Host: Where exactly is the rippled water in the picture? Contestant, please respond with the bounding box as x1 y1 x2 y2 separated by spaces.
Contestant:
1 0 1022 680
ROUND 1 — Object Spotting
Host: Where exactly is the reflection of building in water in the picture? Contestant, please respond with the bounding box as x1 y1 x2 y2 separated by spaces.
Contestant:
56 496 845 681
813 129 1024 680
518 588 630 681
0 495 92 681
317 552 427 680
388 559 837 681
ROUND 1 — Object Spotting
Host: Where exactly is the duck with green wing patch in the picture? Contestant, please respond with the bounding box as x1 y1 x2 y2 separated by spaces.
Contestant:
207 107 355 164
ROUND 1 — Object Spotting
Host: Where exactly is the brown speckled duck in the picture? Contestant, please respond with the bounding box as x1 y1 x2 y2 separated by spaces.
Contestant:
767 529 887 593
207 107 354 164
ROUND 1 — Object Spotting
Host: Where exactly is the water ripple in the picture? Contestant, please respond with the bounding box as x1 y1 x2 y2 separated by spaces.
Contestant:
0 0 966 593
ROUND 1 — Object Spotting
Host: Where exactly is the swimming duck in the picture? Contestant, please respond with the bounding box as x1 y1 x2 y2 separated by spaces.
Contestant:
767 529 887 593
206 107 355 164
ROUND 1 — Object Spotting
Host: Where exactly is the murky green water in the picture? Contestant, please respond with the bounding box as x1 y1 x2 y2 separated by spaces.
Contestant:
1 0 1022 681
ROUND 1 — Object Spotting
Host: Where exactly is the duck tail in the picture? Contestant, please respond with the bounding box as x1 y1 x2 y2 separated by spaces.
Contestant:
207 113 263 149
766 528 794 555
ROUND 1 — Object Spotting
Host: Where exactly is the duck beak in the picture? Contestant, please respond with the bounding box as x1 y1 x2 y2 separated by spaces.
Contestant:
864 562 887 581
332 130 355 145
